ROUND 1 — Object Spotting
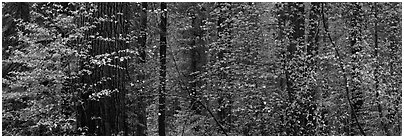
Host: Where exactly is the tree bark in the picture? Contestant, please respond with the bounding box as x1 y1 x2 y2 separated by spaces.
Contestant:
136 2 148 136
189 4 206 116
348 3 364 136
158 2 167 136
77 2 128 135
284 2 305 135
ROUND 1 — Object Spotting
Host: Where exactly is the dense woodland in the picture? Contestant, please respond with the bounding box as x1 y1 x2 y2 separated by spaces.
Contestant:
1 2 402 136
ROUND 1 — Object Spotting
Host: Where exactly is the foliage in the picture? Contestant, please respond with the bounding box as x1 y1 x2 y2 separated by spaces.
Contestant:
2 2 93 135
2 2 401 136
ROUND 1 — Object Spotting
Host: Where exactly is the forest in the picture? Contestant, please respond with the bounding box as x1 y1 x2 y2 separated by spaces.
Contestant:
1 2 402 136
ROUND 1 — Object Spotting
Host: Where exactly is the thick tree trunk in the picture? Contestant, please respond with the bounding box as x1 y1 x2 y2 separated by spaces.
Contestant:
136 2 148 136
158 2 167 136
77 2 128 135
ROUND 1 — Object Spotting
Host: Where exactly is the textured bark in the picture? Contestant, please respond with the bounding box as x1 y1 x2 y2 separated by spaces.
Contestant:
284 2 305 135
77 3 128 135
287 2 304 103
348 3 364 136
189 4 206 115
189 4 208 133
158 2 167 136
136 2 148 136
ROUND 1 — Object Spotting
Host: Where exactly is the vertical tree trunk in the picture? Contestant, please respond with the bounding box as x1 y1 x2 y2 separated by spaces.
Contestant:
348 3 364 136
284 2 305 135
77 2 128 135
275 2 305 135
285 2 304 104
217 2 225 126
189 4 206 116
136 2 148 136
158 2 167 136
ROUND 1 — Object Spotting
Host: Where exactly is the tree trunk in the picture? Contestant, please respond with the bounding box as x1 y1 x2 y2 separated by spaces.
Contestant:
189 4 206 116
136 2 148 136
77 2 128 135
283 2 305 135
158 2 167 136
348 3 364 136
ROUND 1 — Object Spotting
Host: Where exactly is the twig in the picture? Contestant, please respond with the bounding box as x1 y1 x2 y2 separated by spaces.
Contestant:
320 3 366 136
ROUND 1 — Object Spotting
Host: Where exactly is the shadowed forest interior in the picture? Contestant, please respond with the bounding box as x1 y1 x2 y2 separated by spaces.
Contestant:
2 2 402 136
